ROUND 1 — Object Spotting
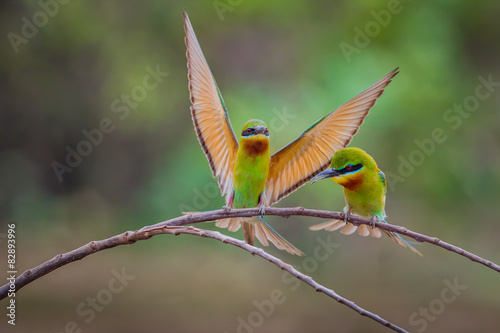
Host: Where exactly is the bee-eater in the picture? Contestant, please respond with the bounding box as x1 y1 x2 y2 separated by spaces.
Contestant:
309 147 422 256
183 10 398 256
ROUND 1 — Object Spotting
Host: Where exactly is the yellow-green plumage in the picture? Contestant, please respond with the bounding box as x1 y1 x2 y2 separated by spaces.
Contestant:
332 148 385 218
183 10 399 256
233 120 270 209
218 120 304 255
310 148 422 255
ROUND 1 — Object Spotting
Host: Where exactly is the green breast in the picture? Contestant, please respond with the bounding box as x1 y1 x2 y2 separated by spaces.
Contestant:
232 144 270 208
343 172 386 218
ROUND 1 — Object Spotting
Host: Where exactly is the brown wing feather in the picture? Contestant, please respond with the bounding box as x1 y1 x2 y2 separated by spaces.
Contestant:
266 68 399 205
184 11 238 201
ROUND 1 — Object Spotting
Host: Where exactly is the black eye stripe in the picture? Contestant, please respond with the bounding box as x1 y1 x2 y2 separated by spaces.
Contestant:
242 127 269 137
341 163 363 173
242 128 253 136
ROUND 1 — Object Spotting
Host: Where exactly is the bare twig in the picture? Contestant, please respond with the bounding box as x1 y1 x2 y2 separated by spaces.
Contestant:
1 207 498 331
0 224 409 333
147 207 500 274
2 207 498 299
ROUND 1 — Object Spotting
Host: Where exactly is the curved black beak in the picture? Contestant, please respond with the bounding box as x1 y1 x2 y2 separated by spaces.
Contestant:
310 168 340 184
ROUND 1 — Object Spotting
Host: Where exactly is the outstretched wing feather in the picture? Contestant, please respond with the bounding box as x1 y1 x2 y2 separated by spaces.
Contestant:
184 11 238 202
266 68 399 205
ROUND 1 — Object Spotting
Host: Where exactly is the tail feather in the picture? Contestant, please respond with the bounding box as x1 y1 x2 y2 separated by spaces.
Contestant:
309 217 422 256
377 218 423 256
340 223 357 235
309 219 345 231
185 212 304 256
215 218 241 232
369 227 382 238
242 221 255 246
308 220 332 231
183 211 243 231
385 231 423 256
357 224 370 237
255 217 304 256
228 218 241 232
254 222 269 246
215 218 230 229
216 216 304 256
325 220 346 231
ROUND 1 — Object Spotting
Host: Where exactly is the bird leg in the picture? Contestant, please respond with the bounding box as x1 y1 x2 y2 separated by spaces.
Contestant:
343 206 351 224
258 192 266 216
222 191 234 211
370 215 379 229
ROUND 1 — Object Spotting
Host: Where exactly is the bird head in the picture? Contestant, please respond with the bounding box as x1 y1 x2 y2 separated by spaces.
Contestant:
311 148 378 190
240 119 269 139
239 119 270 156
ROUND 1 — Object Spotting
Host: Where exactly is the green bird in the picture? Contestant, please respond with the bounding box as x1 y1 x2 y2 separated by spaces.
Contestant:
183 11 398 256
309 148 422 256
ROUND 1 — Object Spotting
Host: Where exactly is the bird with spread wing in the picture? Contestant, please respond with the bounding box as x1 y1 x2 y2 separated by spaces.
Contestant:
183 10 398 256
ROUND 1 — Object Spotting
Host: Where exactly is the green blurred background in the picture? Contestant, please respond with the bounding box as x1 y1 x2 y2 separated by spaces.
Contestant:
1 0 499 332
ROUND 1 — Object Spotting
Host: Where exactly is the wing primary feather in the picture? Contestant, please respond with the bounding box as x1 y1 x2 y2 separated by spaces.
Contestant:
266 68 398 205
184 10 238 198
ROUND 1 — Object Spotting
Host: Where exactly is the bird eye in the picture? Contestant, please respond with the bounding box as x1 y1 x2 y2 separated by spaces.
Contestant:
345 165 352 170
264 129 269 135
246 128 252 133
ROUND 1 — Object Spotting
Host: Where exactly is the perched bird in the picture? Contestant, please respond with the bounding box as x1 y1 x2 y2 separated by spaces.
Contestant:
183 10 398 256
309 147 422 256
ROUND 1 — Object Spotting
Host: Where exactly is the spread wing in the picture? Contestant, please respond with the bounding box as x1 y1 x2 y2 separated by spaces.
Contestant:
265 68 399 205
184 10 238 200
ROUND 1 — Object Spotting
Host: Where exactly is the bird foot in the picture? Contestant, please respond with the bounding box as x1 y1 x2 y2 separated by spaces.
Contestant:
370 216 378 229
222 205 231 212
344 208 351 224
258 204 266 216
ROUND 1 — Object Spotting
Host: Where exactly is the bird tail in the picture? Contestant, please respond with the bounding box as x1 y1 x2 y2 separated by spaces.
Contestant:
309 219 422 256
216 217 305 256
386 231 423 256
309 219 382 237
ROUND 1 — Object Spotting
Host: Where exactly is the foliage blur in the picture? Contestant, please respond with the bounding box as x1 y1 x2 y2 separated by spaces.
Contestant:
1 0 499 332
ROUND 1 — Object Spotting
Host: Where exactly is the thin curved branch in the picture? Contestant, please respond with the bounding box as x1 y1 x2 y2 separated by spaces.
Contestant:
148 207 500 274
0 224 408 333
1 207 498 301
0 207 497 331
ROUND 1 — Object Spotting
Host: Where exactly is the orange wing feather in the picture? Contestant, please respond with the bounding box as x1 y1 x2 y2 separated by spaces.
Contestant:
265 68 399 205
184 11 238 202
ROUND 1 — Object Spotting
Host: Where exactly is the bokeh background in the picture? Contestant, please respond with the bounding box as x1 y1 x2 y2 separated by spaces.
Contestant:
1 0 499 332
